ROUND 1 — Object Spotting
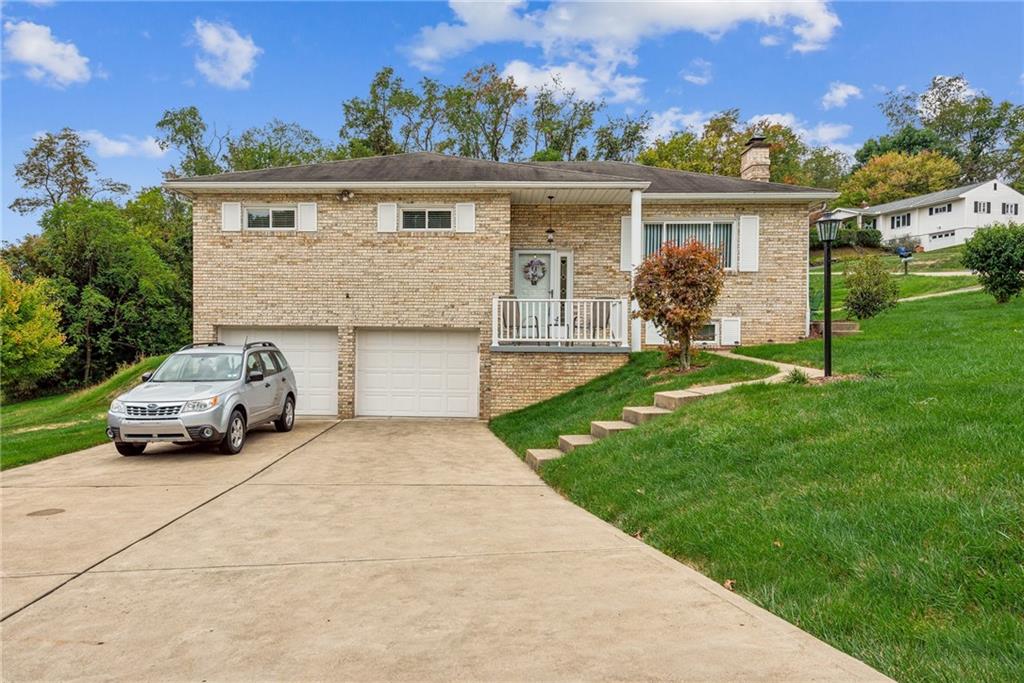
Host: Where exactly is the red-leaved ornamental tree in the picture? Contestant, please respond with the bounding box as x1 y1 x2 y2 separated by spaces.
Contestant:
632 241 724 370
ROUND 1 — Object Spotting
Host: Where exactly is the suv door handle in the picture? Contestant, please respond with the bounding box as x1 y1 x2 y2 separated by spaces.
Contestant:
264 382 271 388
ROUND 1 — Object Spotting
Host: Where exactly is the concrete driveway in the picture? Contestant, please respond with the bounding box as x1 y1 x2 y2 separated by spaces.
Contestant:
1 420 886 681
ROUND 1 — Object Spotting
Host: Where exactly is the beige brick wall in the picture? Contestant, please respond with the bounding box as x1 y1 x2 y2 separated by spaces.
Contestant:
510 202 809 346
489 351 629 416
192 192 510 418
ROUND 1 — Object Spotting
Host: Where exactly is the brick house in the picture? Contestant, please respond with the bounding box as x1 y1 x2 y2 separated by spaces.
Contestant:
165 138 837 420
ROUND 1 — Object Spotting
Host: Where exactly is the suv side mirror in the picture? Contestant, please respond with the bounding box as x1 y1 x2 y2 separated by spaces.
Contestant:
141 371 153 382
247 369 264 383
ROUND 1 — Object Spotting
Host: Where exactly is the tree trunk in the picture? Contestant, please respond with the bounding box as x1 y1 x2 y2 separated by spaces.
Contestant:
678 335 691 371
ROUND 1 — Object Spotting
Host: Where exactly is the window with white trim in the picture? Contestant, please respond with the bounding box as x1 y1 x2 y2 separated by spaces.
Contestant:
642 220 735 269
693 322 718 344
400 207 453 231
245 205 296 230
974 201 991 214
1002 202 1019 216
890 213 911 229
928 203 952 215
930 231 955 240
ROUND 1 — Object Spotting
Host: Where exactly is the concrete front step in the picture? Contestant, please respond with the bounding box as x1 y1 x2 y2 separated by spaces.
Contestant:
653 389 704 410
590 420 635 439
558 434 597 453
622 405 672 425
525 448 564 471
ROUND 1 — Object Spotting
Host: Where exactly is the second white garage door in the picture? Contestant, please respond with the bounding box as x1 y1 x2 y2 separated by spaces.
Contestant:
218 327 338 416
356 329 479 418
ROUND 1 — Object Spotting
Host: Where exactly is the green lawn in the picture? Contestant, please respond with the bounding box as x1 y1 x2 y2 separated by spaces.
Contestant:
811 243 967 274
2 356 166 469
490 351 775 458
809 272 978 319
491 292 1024 681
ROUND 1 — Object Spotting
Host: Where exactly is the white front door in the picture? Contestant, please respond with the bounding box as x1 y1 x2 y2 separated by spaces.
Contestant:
513 250 556 299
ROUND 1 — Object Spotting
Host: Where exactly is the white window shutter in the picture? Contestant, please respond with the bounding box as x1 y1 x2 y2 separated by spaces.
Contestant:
454 202 476 233
377 203 398 232
721 318 741 346
738 215 760 272
297 202 317 232
221 202 241 232
645 320 666 346
620 216 631 271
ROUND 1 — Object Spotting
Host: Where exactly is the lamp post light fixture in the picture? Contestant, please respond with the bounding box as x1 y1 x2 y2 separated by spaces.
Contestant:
816 211 842 377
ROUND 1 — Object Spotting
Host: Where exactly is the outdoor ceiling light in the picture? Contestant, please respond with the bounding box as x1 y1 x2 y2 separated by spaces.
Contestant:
546 195 556 244
338 190 354 202
816 212 841 243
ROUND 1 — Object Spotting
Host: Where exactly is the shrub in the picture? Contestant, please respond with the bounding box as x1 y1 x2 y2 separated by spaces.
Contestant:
784 368 809 384
962 223 1024 303
844 256 900 319
855 228 882 248
632 241 724 370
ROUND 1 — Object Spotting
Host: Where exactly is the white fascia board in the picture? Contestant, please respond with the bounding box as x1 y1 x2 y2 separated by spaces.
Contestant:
163 179 650 192
643 191 839 202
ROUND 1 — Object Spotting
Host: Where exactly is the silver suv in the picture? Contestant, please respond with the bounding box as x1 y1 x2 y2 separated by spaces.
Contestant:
106 342 297 456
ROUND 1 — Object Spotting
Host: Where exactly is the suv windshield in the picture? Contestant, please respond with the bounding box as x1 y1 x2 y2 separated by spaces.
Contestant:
151 353 243 382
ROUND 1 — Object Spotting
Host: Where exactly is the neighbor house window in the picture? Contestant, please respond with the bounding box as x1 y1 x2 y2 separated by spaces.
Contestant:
401 208 453 230
890 213 911 229
642 220 735 269
974 201 991 214
928 203 952 215
245 206 296 230
1002 202 1019 216
930 231 955 240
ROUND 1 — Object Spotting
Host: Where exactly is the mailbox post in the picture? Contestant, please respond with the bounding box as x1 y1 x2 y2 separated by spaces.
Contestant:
816 212 841 377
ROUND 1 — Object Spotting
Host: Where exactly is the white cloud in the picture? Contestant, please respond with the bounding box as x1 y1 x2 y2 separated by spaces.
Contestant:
2 20 91 86
79 130 167 158
821 81 862 109
749 112 854 152
191 18 261 90
502 59 644 103
410 1 840 100
681 58 712 86
760 34 782 47
648 108 715 143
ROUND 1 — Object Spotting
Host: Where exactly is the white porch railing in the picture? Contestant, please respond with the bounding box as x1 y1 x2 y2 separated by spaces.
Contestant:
492 297 629 347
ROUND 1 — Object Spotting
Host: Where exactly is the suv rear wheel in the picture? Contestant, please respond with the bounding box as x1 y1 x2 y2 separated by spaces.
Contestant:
116 442 146 456
219 409 247 455
274 396 295 433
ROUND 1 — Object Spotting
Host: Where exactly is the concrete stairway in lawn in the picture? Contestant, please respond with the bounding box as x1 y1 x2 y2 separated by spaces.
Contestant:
525 351 823 472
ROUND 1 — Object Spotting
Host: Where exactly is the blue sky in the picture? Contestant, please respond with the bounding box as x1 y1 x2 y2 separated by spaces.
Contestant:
3 1 1022 242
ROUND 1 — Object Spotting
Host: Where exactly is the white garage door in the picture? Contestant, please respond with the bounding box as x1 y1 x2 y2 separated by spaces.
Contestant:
218 327 338 416
356 329 479 418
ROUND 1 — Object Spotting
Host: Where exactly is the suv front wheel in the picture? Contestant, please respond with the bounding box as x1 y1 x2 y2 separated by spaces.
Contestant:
219 409 247 455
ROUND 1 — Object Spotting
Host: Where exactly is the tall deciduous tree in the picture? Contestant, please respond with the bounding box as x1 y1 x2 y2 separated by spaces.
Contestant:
835 151 961 207
443 65 528 161
632 241 724 370
339 66 419 156
529 80 601 160
156 106 226 177
227 119 339 170
0 262 72 400
854 125 953 167
593 113 651 162
9 128 128 214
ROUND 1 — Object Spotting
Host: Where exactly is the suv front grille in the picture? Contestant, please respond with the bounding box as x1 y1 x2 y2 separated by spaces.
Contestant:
126 404 182 418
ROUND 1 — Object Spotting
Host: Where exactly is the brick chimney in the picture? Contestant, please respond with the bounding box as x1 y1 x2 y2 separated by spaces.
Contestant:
740 136 771 182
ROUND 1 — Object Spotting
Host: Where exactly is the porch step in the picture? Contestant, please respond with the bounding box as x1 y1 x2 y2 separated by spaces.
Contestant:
590 420 635 439
558 434 597 453
622 405 672 425
526 448 564 471
653 389 703 410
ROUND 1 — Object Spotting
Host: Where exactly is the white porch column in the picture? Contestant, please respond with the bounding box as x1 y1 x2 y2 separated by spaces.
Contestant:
629 189 643 352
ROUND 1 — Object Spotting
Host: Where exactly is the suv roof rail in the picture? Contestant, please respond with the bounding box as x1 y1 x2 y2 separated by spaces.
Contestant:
243 341 278 350
178 341 226 351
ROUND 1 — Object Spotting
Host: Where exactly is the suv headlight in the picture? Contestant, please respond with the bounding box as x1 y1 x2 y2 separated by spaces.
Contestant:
110 399 126 415
181 396 219 413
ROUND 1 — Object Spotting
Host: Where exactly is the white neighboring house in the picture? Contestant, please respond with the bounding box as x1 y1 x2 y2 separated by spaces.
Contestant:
835 180 1024 251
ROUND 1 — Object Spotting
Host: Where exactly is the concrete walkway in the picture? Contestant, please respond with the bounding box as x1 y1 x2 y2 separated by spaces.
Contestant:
899 285 983 301
2 420 887 681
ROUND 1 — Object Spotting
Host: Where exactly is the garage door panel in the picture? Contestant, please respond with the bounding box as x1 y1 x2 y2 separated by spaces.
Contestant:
356 329 479 418
218 326 338 416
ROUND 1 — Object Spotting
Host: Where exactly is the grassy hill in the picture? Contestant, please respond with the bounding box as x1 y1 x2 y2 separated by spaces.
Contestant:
491 292 1024 681
2 356 166 469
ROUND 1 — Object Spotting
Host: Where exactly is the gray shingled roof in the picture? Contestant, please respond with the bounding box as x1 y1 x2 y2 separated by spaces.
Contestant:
167 151 641 185
164 151 836 195
532 160 833 194
859 181 987 214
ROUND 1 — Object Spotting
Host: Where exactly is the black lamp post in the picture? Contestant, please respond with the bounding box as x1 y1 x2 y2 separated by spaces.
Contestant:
816 212 841 377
